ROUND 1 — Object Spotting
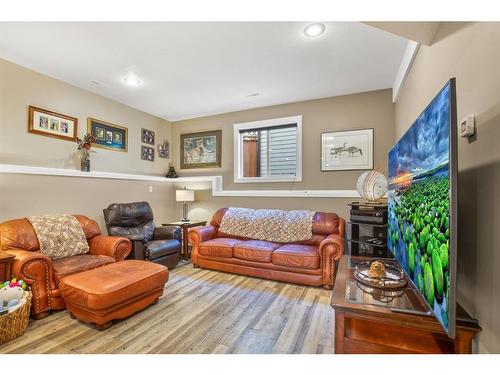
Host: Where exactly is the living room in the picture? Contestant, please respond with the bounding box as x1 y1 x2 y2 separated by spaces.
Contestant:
1 0 499 371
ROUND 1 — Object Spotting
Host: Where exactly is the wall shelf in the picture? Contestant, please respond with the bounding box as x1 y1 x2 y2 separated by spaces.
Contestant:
0 163 361 198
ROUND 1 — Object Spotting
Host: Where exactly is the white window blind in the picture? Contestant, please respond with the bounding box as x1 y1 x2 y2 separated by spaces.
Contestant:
259 126 297 176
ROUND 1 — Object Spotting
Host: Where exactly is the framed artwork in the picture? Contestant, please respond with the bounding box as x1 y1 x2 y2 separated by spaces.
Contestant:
180 130 222 169
87 117 128 152
321 128 373 171
157 139 170 159
141 128 155 145
141 145 155 162
28 106 78 142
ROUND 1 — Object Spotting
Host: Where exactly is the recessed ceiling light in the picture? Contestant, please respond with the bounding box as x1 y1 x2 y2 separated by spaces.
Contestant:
303 23 325 38
122 75 141 86
246 93 260 97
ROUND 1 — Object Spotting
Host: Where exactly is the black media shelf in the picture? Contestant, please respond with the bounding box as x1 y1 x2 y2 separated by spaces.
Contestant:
349 236 387 248
348 201 390 258
347 221 387 228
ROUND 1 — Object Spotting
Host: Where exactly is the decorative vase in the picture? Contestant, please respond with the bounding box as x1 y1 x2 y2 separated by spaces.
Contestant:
356 170 387 202
81 159 90 172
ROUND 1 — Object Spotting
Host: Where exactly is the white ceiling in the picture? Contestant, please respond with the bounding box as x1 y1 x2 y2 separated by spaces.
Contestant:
0 22 408 121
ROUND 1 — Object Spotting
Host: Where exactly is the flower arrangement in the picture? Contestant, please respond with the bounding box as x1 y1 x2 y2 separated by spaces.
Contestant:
76 133 96 161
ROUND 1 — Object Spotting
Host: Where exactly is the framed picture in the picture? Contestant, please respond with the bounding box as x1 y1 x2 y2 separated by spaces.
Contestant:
87 117 128 152
157 139 170 159
28 106 78 142
141 145 155 162
141 128 155 145
321 128 373 171
180 130 222 169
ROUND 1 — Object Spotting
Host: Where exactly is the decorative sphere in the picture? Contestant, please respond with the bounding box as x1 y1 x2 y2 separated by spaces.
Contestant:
356 171 387 201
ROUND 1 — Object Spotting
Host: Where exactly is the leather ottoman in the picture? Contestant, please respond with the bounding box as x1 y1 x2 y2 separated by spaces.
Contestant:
60 260 169 329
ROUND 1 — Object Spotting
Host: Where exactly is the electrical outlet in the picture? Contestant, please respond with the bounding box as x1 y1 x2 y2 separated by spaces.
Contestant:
149 186 153 193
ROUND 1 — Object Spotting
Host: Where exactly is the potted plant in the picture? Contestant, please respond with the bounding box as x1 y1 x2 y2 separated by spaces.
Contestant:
76 133 96 172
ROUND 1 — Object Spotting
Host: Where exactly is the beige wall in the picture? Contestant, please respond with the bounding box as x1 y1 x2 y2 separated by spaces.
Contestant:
394 22 500 353
0 58 172 174
0 58 395 230
0 174 175 231
0 58 176 226
171 89 395 222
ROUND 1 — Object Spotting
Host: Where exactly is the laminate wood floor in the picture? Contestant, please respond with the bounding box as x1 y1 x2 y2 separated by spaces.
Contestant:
0 263 334 354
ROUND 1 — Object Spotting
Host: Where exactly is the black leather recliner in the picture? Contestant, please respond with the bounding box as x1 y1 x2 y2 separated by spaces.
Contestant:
103 201 182 269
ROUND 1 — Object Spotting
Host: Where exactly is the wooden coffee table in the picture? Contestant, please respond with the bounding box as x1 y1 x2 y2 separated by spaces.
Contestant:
162 220 207 260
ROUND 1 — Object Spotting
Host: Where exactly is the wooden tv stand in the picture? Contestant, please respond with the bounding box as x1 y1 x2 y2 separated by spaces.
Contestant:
331 256 481 354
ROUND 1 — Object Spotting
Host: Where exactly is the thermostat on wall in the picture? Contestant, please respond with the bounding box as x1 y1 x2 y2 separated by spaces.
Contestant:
459 114 475 138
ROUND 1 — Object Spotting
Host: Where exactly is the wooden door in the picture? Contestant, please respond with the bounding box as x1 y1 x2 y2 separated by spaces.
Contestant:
243 137 258 177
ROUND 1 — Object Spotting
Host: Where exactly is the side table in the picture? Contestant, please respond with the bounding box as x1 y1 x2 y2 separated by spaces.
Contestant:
162 221 207 261
0 252 16 282
331 255 480 353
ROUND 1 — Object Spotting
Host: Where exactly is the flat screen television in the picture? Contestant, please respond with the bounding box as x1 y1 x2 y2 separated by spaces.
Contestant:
388 78 457 338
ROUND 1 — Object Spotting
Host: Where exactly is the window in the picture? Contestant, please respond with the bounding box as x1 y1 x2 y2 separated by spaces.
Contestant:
233 115 302 183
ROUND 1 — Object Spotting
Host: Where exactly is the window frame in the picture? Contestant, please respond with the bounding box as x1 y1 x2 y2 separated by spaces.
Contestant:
233 115 303 183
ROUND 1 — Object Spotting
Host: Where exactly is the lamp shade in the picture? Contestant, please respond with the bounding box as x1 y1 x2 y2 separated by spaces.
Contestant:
176 189 194 202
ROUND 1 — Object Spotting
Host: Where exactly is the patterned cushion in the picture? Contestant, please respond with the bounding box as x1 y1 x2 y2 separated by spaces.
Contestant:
27 215 89 259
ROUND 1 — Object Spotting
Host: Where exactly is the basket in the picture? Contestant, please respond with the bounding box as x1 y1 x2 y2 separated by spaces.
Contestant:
0 291 32 345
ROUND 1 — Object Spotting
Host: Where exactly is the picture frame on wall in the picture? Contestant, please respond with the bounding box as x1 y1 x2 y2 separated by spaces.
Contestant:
180 130 222 169
141 145 155 162
141 128 155 145
28 106 78 142
157 139 170 159
87 117 128 152
321 128 374 171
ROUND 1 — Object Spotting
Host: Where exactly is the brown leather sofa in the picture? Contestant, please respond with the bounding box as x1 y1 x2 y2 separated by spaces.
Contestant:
189 208 345 289
0 215 132 319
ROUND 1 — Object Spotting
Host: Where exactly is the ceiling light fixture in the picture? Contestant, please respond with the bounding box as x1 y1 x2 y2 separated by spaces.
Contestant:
122 75 141 87
303 23 325 38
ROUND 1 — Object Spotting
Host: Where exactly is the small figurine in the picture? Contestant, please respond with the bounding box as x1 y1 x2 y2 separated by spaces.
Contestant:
368 261 386 278
166 164 178 178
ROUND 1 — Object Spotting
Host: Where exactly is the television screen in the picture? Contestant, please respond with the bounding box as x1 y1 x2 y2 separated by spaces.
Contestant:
388 79 457 338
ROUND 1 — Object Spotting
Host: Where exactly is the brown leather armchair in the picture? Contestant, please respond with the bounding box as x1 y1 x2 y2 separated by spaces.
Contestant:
0 215 131 319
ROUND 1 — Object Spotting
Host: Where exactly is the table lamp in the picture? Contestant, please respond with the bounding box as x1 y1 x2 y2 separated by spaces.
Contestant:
176 188 195 222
